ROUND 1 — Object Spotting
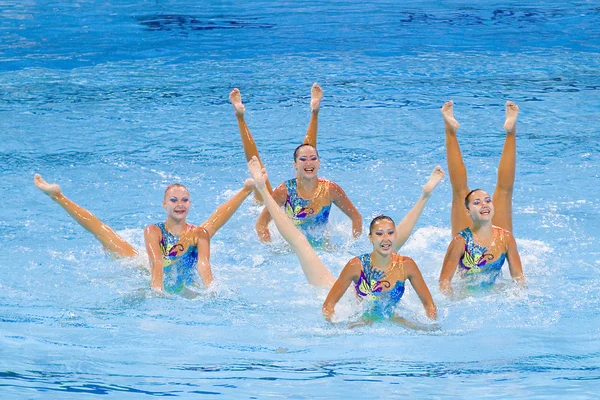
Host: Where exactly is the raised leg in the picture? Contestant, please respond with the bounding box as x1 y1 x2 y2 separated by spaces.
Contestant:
34 174 137 257
442 101 472 238
248 157 335 287
302 83 323 147
200 179 254 238
229 88 273 200
492 101 518 232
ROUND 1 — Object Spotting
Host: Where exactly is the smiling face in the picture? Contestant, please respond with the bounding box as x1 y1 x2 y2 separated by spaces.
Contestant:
369 217 397 256
465 189 494 222
293 145 320 179
163 184 191 223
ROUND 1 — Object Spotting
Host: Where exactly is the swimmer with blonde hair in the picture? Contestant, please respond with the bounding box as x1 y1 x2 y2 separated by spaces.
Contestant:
247 156 443 325
439 101 525 295
230 84 362 246
34 174 254 293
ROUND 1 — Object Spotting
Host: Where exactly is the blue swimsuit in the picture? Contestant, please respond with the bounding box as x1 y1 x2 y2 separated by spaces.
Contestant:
284 178 332 245
155 222 199 294
458 226 508 287
354 253 405 318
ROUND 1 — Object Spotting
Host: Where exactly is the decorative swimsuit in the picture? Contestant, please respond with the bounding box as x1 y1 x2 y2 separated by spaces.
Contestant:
284 178 332 245
354 253 405 318
458 226 508 287
155 222 199 294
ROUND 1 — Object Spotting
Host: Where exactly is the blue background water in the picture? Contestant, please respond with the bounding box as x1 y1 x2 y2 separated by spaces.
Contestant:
1 0 600 398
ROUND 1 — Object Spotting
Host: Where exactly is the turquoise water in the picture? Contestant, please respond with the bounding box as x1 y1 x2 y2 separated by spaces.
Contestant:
2 1 600 398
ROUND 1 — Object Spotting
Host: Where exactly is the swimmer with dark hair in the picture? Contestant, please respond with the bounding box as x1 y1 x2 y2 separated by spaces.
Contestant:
230 84 362 246
34 174 254 294
247 156 442 325
438 101 525 296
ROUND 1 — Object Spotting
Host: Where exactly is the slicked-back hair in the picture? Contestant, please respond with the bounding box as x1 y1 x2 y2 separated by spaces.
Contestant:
293 143 319 161
164 183 189 199
369 215 396 235
464 188 484 209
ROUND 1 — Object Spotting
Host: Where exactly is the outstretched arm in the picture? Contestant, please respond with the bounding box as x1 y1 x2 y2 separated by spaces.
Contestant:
196 227 214 287
322 258 361 322
392 166 444 252
201 179 254 238
439 235 464 296
506 232 525 287
404 257 437 320
255 183 288 242
329 182 362 238
248 157 335 287
145 225 164 292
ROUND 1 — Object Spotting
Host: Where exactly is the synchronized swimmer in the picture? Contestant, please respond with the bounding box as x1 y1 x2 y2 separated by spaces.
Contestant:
439 101 525 294
34 174 254 295
230 84 362 246
33 89 527 326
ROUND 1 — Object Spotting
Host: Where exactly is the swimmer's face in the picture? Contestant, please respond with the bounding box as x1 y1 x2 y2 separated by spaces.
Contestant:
293 145 320 179
163 185 191 222
466 190 494 221
369 219 396 256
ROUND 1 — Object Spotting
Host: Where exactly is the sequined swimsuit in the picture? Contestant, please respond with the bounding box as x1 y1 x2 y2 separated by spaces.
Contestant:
458 226 509 286
155 222 199 294
354 253 405 318
284 178 331 245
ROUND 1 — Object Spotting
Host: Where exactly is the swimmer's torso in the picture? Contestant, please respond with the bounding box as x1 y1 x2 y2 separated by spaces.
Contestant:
457 226 509 286
284 178 332 243
155 222 199 293
354 253 406 318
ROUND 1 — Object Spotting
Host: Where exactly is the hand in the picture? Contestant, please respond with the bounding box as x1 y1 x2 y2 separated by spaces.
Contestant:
256 222 271 242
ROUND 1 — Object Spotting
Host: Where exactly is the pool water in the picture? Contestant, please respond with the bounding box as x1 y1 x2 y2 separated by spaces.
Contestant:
2 1 600 398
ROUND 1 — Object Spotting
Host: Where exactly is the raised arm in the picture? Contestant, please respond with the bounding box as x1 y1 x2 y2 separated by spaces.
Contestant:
506 232 525 287
322 258 361 322
439 235 465 296
201 178 254 238
144 225 164 292
392 166 444 252
255 183 288 242
404 256 437 320
196 227 214 287
329 182 363 238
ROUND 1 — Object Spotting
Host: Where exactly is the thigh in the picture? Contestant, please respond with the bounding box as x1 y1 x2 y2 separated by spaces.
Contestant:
451 188 472 238
492 188 513 232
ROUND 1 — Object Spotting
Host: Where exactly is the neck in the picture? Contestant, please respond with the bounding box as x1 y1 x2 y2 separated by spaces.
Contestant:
370 250 393 268
165 218 187 235
296 174 318 190
471 220 493 234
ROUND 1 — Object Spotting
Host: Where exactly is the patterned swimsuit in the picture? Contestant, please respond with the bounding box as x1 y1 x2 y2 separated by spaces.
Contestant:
354 253 405 318
284 178 332 245
155 222 199 294
458 226 508 287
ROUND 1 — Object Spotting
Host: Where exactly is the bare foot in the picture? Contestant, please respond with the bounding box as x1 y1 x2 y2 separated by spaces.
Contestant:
229 88 245 116
248 156 268 192
441 101 460 133
310 83 323 112
34 174 61 197
504 101 519 134
422 166 445 197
